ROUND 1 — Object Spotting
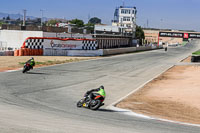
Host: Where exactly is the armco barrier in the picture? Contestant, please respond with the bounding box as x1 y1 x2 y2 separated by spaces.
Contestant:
0 51 14 56
0 52 5 56
5 51 14 56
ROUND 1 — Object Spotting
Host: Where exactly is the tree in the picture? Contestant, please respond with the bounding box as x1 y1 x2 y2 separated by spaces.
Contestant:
16 18 21 21
6 16 10 20
88 17 101 24
84 23 94 31
135 26 145 45
69 19 84 27
47 19 59 26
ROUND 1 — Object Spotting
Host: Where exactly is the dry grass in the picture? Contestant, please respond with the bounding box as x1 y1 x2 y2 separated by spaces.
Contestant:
0 56 98 71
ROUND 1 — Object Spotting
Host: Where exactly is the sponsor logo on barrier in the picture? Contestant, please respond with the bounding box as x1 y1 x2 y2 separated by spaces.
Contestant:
50 40 76 48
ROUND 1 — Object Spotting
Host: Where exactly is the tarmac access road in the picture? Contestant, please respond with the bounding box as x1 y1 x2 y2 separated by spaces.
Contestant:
1 40 200 133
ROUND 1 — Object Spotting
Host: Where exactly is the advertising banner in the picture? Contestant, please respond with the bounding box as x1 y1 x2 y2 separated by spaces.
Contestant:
44 39 83 49
159 32 183 38
22 37 98 50
159 32 200 39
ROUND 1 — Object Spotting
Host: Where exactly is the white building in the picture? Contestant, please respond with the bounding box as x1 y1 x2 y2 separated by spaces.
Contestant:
112 6 137 36
94 25 120 33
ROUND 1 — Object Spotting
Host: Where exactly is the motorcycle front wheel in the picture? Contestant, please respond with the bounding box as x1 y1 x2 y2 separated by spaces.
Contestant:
22 67 27 73
89 100 101 110
77 100 83 108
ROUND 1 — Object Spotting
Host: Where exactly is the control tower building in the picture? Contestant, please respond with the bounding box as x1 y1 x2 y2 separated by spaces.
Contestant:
112 6 137 37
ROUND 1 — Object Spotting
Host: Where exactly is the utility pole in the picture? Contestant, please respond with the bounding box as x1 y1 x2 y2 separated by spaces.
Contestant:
147 19 149 28
88 13 91 22
122 0 125 6
40 9 44 26
23 9 26 26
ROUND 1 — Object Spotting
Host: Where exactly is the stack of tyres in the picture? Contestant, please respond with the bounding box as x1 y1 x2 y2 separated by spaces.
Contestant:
30 49 33 56
191 56 200 62
39 49 43 56
19 49 24 56
14 50 19 56
25 48 30 56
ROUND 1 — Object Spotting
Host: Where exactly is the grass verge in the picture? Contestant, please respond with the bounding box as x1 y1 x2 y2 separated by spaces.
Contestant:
18 58 82 66
192 50 200 56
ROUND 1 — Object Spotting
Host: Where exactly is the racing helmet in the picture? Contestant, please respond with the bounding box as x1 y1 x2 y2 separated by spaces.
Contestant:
99 85 104 90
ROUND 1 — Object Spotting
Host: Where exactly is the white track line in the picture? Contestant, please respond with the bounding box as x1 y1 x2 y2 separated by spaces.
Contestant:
108 106 200 127
3 69 22 73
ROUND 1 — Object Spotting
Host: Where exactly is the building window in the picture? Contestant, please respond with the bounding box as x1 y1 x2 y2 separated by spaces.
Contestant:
121 9 125 14
123 17 126 21
121 9 131 14
123 17 131 21
127 24 131 28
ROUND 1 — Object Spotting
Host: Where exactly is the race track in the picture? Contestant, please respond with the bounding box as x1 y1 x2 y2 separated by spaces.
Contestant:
1 41 200 133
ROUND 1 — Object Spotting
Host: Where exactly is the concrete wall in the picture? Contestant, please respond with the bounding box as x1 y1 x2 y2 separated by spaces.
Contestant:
136 46 151 51
67 50 103 56
0 30 43 50
102 46 162 56
43 48 103 56
103 47 136 55
42 46 162 57
144 29 183 45
43 48 68 56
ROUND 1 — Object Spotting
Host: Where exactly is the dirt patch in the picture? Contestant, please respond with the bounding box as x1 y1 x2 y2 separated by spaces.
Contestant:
0 56 98 72
182 56 191 62
117 65 200 124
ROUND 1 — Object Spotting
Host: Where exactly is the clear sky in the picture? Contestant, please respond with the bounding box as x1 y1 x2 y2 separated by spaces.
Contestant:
1 0 200 31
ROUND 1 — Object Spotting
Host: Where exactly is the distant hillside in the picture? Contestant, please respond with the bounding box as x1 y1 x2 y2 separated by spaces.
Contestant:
0 12 37 20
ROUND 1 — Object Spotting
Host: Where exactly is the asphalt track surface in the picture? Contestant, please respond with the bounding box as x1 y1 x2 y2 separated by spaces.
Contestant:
1 41 200 133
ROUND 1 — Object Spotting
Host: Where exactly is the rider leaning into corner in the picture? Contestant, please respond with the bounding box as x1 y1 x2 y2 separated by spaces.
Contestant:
26 57 35 69
84 85 106 107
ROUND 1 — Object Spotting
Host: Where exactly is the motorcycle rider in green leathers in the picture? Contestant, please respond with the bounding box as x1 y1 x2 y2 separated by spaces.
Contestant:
84 85 106 107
